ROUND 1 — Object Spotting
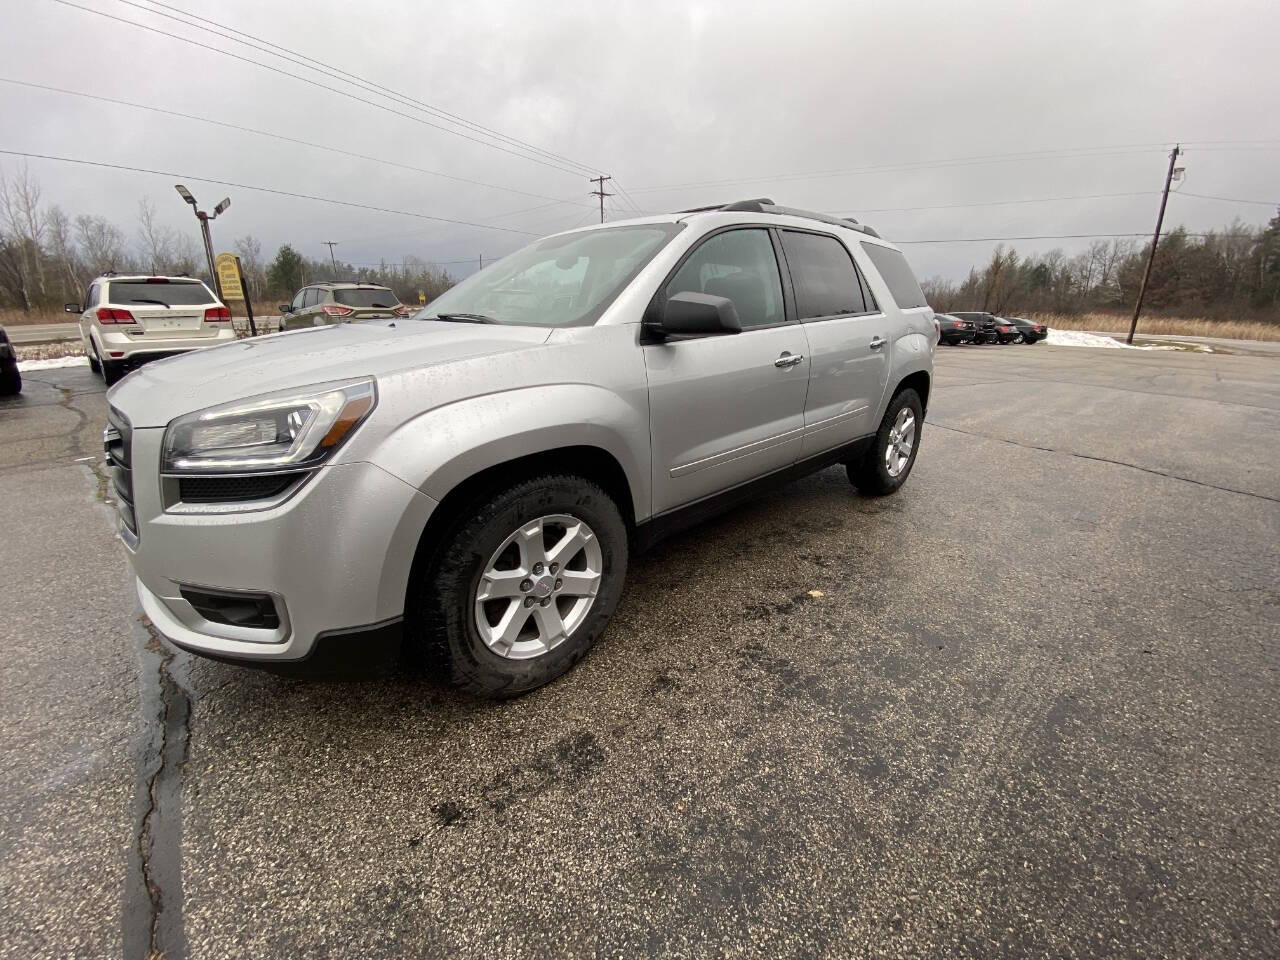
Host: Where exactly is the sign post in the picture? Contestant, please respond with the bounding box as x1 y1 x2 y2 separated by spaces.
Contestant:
215 252 257 336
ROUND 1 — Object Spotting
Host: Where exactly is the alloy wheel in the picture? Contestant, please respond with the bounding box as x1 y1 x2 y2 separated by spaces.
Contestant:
473 514 603 660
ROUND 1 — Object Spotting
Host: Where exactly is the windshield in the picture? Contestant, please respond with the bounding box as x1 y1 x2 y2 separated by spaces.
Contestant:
108 280 216 307
334 287 400 308
419 223 683 327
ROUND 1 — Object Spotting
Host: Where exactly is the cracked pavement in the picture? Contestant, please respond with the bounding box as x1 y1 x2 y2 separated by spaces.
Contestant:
0 344 1277 958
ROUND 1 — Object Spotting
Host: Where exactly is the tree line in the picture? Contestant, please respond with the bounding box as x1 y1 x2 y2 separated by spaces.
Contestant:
921 214 1280 321
0 164 455 312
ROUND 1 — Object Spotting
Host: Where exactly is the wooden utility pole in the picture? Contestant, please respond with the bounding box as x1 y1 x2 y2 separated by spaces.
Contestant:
1126 145 1182 344
322 240 340 273
589 175 613 223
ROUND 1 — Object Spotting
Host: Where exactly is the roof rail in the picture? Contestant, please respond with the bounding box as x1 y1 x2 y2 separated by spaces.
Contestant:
677 199 880 238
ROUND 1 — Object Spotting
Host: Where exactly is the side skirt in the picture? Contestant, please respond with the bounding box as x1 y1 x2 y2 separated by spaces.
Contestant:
634 434 874 552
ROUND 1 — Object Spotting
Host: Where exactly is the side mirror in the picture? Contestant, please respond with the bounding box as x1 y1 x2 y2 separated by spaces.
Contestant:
653 291 742 337
279 304 292 314
65 303 80 314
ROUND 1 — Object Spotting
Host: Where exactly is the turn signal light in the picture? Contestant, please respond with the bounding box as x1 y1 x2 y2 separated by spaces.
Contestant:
96 307 136 324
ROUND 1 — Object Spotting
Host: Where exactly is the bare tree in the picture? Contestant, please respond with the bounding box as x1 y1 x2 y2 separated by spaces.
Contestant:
75 214 127 276
0 164 47 302
0 227 32 310
137 197 177 273
46 205 81 296
234 234 265 296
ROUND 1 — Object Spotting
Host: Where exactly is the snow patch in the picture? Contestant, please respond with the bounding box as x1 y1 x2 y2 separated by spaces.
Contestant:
19 355 90 370
1045 329 1174 350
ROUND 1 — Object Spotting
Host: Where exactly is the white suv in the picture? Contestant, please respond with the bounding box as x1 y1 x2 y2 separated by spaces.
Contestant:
68 275 237 384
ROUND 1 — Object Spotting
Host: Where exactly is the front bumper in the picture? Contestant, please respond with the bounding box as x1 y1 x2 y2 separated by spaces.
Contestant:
120 425 438 663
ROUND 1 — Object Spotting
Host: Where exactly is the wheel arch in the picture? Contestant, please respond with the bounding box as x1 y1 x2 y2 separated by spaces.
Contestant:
892 369 931 414
402 443 636 628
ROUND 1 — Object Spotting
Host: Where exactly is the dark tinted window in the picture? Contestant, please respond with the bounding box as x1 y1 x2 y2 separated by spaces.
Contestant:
334 287 400 308
780 231 868 319
665 229 784 328
303 288 322 308
108 280 216 306
861 243 928 309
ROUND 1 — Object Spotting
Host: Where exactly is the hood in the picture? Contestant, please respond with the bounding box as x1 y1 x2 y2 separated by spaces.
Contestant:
109 320 552 427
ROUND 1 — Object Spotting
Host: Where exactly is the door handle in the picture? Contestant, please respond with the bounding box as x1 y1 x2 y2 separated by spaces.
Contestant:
869 336 887 350
774 352 804 368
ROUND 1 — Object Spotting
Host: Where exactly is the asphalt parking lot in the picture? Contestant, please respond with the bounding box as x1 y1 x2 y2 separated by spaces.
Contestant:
2 343 1277 959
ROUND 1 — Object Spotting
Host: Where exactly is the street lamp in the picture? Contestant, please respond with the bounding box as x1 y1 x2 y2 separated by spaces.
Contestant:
174 185 231 299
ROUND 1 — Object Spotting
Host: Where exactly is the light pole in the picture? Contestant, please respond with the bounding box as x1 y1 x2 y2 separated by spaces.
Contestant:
175 185 230 299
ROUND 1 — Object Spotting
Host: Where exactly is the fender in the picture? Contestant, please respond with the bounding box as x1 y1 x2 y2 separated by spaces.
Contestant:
886 329 934 410
363 383 652 522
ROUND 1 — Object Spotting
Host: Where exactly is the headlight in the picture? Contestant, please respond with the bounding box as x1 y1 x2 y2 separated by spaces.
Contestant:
162 378 376 474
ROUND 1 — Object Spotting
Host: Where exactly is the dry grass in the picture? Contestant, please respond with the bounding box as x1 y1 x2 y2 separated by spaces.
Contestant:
1029 312 1280 342
0 307 77 326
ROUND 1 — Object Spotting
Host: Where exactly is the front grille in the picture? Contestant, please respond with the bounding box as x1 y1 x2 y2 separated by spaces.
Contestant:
177 472 304 504
104 409 136 537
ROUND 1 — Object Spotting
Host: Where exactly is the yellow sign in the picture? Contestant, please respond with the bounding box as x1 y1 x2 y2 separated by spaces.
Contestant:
215 252 245 301
418 291 426 303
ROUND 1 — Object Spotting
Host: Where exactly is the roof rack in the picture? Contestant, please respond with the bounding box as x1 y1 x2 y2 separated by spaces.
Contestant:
677 198 881 238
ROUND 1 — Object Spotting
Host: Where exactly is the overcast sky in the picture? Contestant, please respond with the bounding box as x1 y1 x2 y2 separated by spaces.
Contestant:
5 0 1278 282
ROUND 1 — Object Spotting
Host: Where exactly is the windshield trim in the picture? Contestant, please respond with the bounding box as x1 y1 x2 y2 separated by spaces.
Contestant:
412 222 686 329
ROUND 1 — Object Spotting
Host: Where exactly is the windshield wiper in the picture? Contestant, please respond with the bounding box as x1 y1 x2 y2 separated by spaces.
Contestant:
429 312 497 324
128 297 171 307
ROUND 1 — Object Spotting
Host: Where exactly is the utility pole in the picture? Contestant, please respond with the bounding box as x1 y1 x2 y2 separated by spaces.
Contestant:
589 175 613 223
322 240 339 273
174 185 230 299
478 253 483 272
1126 144 1182 344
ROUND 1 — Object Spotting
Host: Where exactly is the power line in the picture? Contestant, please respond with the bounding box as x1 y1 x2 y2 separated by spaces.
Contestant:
0 148 542 235
832 190 1157 215
629 143 1179 194
896 230 1256 245
1177 191 1280 207
122 0 600 176
46 0 588 177
0 77 595 212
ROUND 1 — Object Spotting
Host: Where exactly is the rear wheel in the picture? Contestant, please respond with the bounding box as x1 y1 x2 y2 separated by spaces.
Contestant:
409 474 628 698
847 388 923 496
87 341 101 374
0 365 20 396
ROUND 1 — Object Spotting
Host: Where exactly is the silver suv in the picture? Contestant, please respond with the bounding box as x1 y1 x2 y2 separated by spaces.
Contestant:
106 200 934 697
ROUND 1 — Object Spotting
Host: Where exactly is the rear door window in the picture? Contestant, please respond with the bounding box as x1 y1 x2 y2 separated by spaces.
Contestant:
779 231 871 319
861 244 928 309
108 280 215 307
664 228 785 329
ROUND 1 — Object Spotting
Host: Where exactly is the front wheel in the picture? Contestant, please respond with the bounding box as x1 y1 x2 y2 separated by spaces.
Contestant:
410 474 629 698
847 389 923 496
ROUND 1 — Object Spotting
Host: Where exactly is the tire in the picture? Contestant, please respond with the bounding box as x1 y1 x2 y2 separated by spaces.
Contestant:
0 364 20 396
847 388 923 497
87 341 101 374
409 474 629 698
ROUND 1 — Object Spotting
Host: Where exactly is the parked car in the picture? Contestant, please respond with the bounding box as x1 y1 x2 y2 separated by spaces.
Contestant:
105 199 934 697
1000 316 1048 343
991 318 1022 344
0 324 20 395
935 313 976 345
949 311 999 343
68 275 236 385
279 281 413 331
